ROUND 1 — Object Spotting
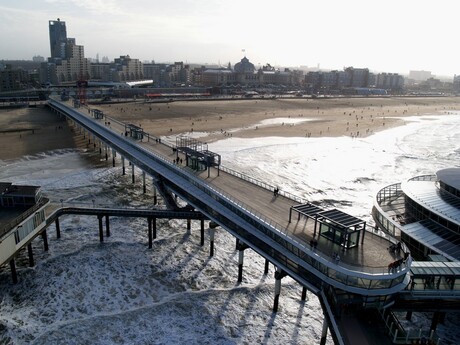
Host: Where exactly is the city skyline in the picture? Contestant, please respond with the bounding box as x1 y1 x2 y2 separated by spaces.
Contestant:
0 0 458 77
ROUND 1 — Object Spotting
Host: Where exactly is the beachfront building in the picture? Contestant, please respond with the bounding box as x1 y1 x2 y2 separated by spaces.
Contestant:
452 75 460 94
306 67 404 94
200 56 303 88
0 65 29 91
49 19 67 59
375 73 405 92
110 55 143 82
373 168 460 262
40 19 91 85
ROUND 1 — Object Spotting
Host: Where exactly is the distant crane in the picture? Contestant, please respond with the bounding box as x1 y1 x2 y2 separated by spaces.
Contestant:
76 74 88 105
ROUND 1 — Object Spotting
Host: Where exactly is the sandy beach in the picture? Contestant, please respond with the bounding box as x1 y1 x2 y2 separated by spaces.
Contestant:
1 96 460 159
0 106 83 160
94 96 460 142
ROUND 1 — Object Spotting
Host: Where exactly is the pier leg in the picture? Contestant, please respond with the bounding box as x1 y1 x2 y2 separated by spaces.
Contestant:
9 259 18 284
236 242 249 283
143 171 146 194
264 259 270 275
235 237 239 250
301 287 307 301
27 243 34 267
153 217 157 240
132 164 135 183
430 312 440 332
105 215 110 237
273 276 282 312
439 312 446 324
105 145 108 161
148 217 153 248
55 218 61 239
122 157 126 175
273 269 287 312
98 215 103 242
405 311 413 321
209 228 215 257
187 219 191 234
41 230 49 251
99 140 102 154
200 219 204 246
112 151 116 167
238 249 244 283
200 220 205 246
320 316 329 345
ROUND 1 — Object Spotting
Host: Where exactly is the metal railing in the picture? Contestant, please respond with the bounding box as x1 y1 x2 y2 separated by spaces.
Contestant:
50 99 410 291
0 198 50 239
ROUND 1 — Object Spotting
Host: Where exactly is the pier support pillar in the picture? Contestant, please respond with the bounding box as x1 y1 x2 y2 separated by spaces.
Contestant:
132 164 135 184
122 157 126 175
105 215 110 237
439 312 446 324
301 287 307 301
99 140 102 154
238 249 245 283
200 220 205 246
209 228 215 257
105 145 108 161
148 217 153 248
41 230 49 251
187 219 191 234
236 242 249 283
430 312 440 332
27 243 34 267
235 237 239 251
112 149 116 167
405 311 412 321
98 215 104 242
9 259 18 284
264 259 270 275
153 184 157 205
55 218 61 239
143 171 146 194
273 269 287 312
320 316 329 345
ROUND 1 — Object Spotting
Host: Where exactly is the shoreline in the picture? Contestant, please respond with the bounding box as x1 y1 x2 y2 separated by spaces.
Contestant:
94 96 460 142
1 96 460 160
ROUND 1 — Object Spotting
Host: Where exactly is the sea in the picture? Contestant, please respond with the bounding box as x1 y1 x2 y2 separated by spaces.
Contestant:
0 112 459 345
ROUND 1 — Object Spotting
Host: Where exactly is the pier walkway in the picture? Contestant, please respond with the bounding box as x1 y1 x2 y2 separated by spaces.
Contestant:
43 98 460 345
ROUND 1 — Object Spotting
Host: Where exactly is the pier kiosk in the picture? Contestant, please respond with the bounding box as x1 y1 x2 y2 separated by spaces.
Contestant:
175 136 221 177
125 124 144 140
290 202 366 249
91 109 104 120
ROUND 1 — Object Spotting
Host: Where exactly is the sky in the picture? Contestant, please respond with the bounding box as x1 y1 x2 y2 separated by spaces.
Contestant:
0 0 458 77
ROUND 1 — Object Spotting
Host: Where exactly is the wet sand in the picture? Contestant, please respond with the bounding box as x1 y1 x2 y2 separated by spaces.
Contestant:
94 96 460 142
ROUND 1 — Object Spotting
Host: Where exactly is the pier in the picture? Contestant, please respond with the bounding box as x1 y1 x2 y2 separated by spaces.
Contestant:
1 97 459 344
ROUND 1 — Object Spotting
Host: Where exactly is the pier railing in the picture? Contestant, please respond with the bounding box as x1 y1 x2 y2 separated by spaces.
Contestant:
136 136 408 278
51 98 410 293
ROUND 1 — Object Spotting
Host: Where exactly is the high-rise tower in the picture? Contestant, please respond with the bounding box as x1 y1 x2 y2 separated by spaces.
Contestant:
49 18 67 59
